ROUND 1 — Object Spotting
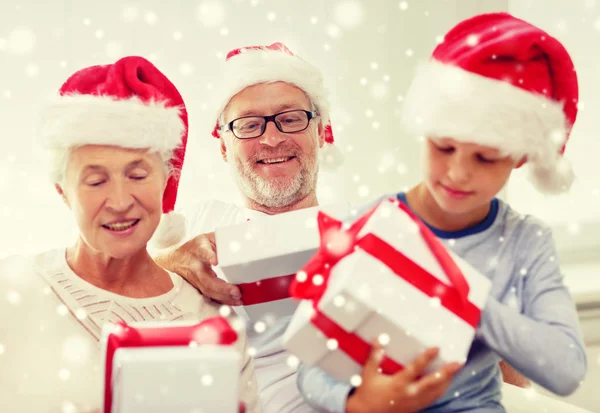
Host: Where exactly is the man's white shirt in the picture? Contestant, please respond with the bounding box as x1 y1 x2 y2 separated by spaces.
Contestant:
183 199 318 413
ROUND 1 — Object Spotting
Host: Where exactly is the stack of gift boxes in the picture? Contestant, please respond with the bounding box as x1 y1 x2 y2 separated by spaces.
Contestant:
101 198 491 412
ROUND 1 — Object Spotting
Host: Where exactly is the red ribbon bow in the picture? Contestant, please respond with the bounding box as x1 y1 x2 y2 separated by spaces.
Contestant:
289 199 479 374
103 316 237 413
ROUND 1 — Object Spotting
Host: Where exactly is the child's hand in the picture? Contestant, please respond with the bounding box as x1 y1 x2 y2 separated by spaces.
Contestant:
346 343 462 413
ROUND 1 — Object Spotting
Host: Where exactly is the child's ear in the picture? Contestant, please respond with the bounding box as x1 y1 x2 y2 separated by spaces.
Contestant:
515 156 527 169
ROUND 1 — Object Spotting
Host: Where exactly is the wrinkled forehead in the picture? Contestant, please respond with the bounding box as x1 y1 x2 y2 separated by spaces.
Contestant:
67 145 160 171
224 82 312 120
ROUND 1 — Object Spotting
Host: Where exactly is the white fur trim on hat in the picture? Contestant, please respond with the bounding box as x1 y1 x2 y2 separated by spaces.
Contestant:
214 49 331 129
40 94 185 152
149 211 187 250
401 60 574 194
319 143 344 171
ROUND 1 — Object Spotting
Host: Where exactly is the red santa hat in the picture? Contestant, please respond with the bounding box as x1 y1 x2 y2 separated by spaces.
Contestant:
211 42 343 170
40 56 188 249
401 12 578 194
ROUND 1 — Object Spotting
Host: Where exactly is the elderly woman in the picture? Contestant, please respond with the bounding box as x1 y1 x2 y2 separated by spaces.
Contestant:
0 56 259 413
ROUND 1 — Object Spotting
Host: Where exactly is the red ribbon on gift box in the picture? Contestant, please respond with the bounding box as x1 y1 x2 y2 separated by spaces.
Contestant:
236 273 296 305
102 316 237 413
289 199 479 374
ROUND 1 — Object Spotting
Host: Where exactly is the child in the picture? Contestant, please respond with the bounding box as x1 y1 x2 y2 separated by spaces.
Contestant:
296 12 587 413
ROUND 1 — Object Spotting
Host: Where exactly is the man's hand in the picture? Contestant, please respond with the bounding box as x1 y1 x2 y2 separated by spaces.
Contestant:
346 344 462 413
154 232 243 306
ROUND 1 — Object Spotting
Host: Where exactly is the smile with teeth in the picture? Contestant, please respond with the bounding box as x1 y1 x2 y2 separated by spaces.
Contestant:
258 156 294 164
102 219 140 231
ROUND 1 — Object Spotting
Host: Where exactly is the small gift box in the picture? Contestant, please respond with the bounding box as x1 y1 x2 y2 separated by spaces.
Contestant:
214 203 350 326
100 317 240 413
283 198 492 382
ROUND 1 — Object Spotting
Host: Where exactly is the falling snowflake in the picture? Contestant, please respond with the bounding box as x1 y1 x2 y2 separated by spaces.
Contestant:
95 29 105 39
219 305 232 317
326 24 341 38
173 31 183 40
75 308 87 320
267 12 277 21
121 5 139 21
519 268 528 276
286 355 299 368
7 27 36 55
61 401 77 413
466 34 479 46
0 344 4 355
333 0 364 29
229 241 241 253
83 18 91 26
350 374 362 386
371 82 388 99
358 185 370 197
326 338 339 350
312 274 324 286
219 27 229 36
197 0 227 28
179 62 194 76
333 295 346 307
405 49 414 57
57 304 69 316
24 63 39 77
247 346 257 357
201 374 214 386
254 321 266 333
567 222 580 234
310 16 318 24
378 333 390 345
58 368 71 380
435 35 444 44
62 335 92 364
144 11 159 25
399 1 409 11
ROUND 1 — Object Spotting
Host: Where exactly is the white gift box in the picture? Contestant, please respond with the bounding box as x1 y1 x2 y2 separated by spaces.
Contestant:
283 199 492 382
100 318 241 413
215 203 350 325
111 345 240 413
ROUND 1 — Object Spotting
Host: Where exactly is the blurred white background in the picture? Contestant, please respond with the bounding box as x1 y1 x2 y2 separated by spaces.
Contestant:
0 0 598 411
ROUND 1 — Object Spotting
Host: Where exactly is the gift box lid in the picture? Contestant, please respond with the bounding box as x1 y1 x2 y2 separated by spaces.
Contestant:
215 203 350 281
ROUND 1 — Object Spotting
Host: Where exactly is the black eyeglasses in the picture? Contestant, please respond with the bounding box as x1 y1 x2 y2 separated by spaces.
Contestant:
222 110 317 139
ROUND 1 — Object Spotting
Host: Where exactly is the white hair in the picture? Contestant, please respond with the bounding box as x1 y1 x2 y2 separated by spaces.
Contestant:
50 146 175 186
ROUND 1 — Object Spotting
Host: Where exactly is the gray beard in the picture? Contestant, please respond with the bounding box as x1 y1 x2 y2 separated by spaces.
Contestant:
230 153 319 209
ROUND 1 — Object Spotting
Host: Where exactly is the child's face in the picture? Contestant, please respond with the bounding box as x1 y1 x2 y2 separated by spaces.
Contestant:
423 137 519 215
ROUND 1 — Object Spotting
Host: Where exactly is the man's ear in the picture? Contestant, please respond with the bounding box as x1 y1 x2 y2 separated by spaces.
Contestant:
220 138 228 162
55 184 71 208
317 121 325 148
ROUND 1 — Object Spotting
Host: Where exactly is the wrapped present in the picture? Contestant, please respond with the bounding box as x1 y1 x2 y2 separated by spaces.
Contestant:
282 198 492 382
100 316 240 413
214 203 350 326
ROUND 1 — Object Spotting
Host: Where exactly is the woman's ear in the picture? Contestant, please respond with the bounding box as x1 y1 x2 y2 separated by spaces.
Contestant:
55 184 71 208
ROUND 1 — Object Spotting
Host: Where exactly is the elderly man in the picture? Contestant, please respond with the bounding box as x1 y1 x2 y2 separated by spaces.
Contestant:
157 42 529 413
157 42 342 413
